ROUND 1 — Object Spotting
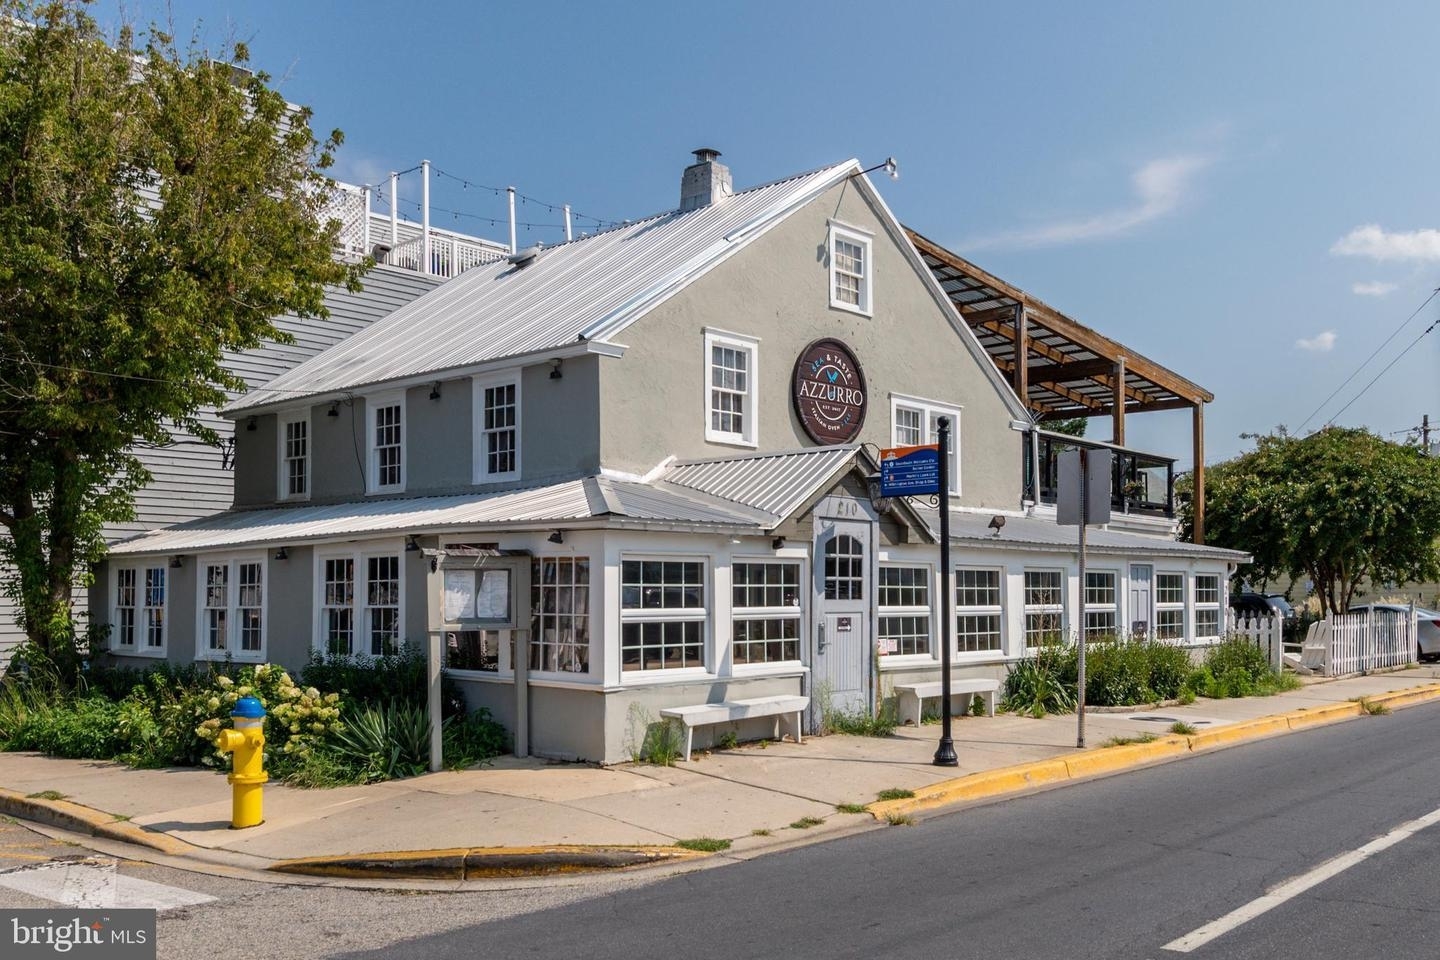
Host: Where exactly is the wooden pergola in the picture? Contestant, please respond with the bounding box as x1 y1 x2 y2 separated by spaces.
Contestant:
907 228 1214 543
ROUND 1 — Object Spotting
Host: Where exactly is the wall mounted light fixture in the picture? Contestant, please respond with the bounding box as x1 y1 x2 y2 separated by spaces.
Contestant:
274 546 289 561
169 555 184 569
327 401 340 418
246 416 257 432
429 382 442 401
547 530 564 544
771 536 786 550
405 535 420 552
549 358 563 380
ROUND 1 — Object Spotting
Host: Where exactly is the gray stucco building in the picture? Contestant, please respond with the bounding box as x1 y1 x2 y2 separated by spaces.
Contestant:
96 152 1244 763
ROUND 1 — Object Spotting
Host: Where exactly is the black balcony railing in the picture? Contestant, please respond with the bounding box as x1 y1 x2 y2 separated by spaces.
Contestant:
1024 431 1175 518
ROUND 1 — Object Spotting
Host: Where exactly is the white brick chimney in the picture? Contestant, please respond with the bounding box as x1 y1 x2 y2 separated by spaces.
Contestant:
679 148 733 212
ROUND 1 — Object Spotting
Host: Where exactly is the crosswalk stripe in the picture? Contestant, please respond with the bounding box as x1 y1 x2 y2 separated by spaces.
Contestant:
0 858 216 911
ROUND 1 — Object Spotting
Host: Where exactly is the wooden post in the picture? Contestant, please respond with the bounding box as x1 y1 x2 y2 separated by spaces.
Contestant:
1112 356 1126 446
1192 402 1206 544
1013 304 1028 406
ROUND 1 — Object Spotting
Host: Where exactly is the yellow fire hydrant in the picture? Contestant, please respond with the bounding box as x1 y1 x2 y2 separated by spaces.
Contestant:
215 696 268 829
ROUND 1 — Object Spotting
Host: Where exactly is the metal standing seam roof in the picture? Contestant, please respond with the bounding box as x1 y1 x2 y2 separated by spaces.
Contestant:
915 509 1248 560
659 445 862 521
226 161 862 415
107 476 774 556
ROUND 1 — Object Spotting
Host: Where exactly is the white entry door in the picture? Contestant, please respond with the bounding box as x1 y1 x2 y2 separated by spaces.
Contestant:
813 517 873 719
1129 564 1153 638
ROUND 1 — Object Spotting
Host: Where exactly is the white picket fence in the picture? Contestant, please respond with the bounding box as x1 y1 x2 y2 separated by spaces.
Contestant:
1325 608 1416 676
1229 614 1286 672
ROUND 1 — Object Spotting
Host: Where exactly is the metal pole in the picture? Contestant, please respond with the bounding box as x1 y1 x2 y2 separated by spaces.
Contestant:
421 159 432 276
1077 449 1088 749
427 631 442 772
563 204 573 242
388 171 398 248
934 417 958 767
507 187 517 254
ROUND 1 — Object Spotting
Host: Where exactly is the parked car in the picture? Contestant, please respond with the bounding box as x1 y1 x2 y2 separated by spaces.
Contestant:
1345 603 1440 661
1229 593 1296 623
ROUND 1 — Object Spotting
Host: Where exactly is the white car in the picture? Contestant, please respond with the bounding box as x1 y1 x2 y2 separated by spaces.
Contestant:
1346 604 1440 661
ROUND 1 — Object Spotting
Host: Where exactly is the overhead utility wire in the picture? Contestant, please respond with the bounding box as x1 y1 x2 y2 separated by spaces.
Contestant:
1296 286 1440 432
1324 318 1439 426
0 354 336 401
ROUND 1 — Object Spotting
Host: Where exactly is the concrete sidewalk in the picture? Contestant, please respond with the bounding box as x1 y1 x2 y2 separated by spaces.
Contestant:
3 667 1439 881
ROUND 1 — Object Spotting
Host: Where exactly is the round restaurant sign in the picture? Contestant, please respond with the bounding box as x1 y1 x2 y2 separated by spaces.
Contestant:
791 338 867 445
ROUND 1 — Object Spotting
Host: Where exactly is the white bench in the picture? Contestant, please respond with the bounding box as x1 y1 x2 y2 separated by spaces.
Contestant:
894 678 1000 728
659 695 809 762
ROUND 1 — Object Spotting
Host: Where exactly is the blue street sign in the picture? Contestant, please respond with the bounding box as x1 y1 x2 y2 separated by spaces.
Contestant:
880 444 941 497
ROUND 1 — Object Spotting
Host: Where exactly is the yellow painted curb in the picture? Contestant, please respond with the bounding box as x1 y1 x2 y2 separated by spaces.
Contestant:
1363 683 1440 710
0 787 192 856
271 844 706 880
1065 736 1190 778
868 758 1072 820
1186 715 1292 750
1280 702 1362 729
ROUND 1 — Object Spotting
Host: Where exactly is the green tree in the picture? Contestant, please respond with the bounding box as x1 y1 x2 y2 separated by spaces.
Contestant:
1180 427 1440 614
1042 416 1088 437
0 2 361 671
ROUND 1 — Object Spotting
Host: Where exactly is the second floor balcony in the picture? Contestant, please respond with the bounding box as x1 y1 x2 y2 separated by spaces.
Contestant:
1024 430 1176 519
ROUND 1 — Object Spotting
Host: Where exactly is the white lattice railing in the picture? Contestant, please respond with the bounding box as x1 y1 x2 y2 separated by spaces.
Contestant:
1327 608 1416 676
323 182 369 256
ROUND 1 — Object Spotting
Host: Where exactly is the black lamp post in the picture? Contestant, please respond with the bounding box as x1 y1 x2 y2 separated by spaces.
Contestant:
934 417 958 767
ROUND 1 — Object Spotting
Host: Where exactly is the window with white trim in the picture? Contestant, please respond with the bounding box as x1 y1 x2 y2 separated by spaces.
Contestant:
955 568 1002 653
704 329 759 446
475 374 520 480
113 566 165 654
621 559 706 672
317 550 403 657
1155 572 1185 640
828 222 872 315
890 394 961 495
732 561 801 665
1195 574 1221 639
278 413 309 501
531 557 590 673
879 565 931 657
199 558 265 659
1084 570 1118 638
1023 569 1065 647
367 394 405 493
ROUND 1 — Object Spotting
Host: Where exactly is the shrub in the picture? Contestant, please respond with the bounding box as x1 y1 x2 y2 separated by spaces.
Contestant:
1002 645 1076 717
1083 638 1155 707
300 647 467 717
8 696 129 758
1191 636 1294 699
328 700 431 783
443 708 508 769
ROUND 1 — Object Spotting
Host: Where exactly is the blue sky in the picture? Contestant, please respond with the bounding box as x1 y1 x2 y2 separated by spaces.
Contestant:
99 0 1438 467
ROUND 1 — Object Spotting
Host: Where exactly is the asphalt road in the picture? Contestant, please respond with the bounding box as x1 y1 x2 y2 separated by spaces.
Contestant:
2 702 1439 959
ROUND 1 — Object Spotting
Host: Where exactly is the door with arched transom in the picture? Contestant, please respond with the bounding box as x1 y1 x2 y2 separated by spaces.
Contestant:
813 510 874 720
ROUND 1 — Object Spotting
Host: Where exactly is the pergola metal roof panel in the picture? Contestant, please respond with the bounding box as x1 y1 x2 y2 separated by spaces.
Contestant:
907 229 1213 420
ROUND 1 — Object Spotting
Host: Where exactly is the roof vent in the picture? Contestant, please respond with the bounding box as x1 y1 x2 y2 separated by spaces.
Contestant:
507 242 543 268
679 147 732 212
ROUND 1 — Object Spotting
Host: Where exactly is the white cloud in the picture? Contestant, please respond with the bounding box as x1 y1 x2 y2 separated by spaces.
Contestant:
1351 281 1397 297
1331 225 1440 262
1296 331 1337 352
964 155 1211 250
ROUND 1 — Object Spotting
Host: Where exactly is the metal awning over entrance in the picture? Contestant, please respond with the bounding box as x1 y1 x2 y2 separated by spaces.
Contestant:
906 228 1215 541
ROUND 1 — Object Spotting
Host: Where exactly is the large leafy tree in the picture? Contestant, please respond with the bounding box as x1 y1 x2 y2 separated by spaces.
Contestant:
1180 427 1440 614
0 1 361 668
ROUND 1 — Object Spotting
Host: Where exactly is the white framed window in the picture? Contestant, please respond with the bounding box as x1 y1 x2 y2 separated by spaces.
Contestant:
315 546 404 657
278 412 310 501
620 558 707 672
1155 572 1185 641
531 557 590 673
732 560 802 665
703 329 759 447
828 221 873 315
473 373 521 481
955 567 1003 654
1023 569 1066 647
890 394 961 495
1195 573 1222 639
879 564 931 657
197 556 266 660
113 565 165 655
366 392 405 494
1084 570 1118 638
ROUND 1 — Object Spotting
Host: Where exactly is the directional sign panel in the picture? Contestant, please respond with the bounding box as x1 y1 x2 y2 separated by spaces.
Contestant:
880 444 941 497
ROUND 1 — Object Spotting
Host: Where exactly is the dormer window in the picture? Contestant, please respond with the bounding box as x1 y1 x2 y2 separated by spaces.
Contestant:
828 221 873 315
367 392 405 494
704 329 759 447
473 373 521 481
